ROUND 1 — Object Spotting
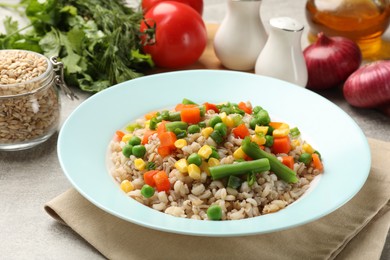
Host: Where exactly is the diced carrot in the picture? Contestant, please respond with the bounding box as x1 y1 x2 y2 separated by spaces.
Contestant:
272 136 291 154
144 111 158 120
115 130 125 141
238 102 252 114
157 146 172 157
180 106 201 124
232 123 250 139
203 102 219 113
244 154 253 161
269 122 283 129
159 131 177 149
312 153 323 171
142 130 156 145
282 156 295 170
153 171 171 192
175 103 197 111
157 120 168 137
144 170 159 186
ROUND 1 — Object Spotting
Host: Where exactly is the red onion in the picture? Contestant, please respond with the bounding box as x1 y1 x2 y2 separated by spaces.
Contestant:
343 60 390 110
303 32 362 90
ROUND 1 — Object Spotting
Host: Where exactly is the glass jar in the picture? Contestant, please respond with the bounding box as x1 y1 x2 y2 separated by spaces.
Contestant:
0 50 74 151
305 0 390 58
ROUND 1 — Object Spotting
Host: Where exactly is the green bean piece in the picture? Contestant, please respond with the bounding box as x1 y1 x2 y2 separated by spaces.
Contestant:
252 106 263 114
209 158 270 180
174 128 187 138
209 116 222 128
207 205 222 220
188 124 201 134
232 114 243 126
299 153 312 165
214 122 227 136
241 137 298 183
210 130 223 144
149 117 158 130
122 144 133 158
290 127 301 138
188 153 202 166
141 184 155 198
128 136 141 146
165 121 188 132
227 175 241 189
247 171 257 187
249 117 258 130
198 121 206 128
132 145 146 158
182 98 198 105
146 161 156 170
169 112 181 121
160 110 170 120
264 135 274 147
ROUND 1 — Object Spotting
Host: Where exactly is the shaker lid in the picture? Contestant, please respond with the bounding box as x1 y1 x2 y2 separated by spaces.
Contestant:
270 17 304 32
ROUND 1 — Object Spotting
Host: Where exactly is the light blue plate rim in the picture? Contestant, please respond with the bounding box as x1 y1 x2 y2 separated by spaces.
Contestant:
57 70 371 237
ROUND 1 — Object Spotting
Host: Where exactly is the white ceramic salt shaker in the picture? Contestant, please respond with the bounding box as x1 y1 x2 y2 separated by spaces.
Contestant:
255 17 308 87
213 0 267 71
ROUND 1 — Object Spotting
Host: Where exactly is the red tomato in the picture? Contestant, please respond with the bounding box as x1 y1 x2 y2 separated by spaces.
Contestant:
142 0 203 15
140 1 207 68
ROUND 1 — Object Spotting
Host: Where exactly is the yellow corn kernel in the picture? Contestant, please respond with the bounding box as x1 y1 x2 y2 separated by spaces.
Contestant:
251 134 266 145
121 133 133 143
220 112 234 128
200 160 210 175
120 180 134 193
201 127 214 139
144 120 150 129
188 164 201 180
255 125 268 135
273 128 290 138
175 158 188 173
198 145 212 159
134 158 146 171
174 139 187 149
303 143 315 154
208 157 220 167
291 139 301 149
279 123 290 129
233 146 246 159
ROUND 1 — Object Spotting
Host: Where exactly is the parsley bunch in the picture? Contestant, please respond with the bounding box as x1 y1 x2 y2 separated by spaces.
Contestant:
0 0 154 92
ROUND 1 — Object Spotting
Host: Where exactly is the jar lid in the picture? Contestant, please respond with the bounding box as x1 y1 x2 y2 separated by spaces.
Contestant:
270 17 304 32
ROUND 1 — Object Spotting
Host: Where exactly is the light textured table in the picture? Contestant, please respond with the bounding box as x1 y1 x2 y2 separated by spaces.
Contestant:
1 0 389 259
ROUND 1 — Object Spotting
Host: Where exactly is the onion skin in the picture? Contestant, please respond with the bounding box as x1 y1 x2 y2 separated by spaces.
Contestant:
303 32 362 90
343 61 390 109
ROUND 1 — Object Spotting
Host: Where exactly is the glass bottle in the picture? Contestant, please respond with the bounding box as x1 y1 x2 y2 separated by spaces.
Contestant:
305 0 390 58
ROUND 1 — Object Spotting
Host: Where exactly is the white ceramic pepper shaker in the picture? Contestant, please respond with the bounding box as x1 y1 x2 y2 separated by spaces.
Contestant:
255 17 308 87
213 0 267 71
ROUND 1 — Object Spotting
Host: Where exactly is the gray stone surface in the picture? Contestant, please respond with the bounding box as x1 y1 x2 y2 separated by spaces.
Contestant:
0 0 389 259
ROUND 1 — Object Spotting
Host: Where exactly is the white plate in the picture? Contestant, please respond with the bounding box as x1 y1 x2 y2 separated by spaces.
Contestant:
58 70 370 236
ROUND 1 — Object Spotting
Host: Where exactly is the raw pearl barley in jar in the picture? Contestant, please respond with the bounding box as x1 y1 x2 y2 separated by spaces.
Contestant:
0 50 61 151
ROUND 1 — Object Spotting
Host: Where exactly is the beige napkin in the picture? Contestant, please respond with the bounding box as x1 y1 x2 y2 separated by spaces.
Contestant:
45 138 390 260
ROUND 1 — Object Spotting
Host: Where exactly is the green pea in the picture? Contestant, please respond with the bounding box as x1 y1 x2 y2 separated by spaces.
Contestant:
210 130 223 144
299 153 312 165
207 205 222 220
132 145 146 158
264 135 274 147
188 153 202 166
249 117 259 130
214 122 227 136
252 106 263 114
209 116 222 128
128 136 141 146
209 149 220 160
188 124 201 134
232 114 242 126
267 125 275 135
122 144 133 158
256 110 271 126
141 184 155 198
